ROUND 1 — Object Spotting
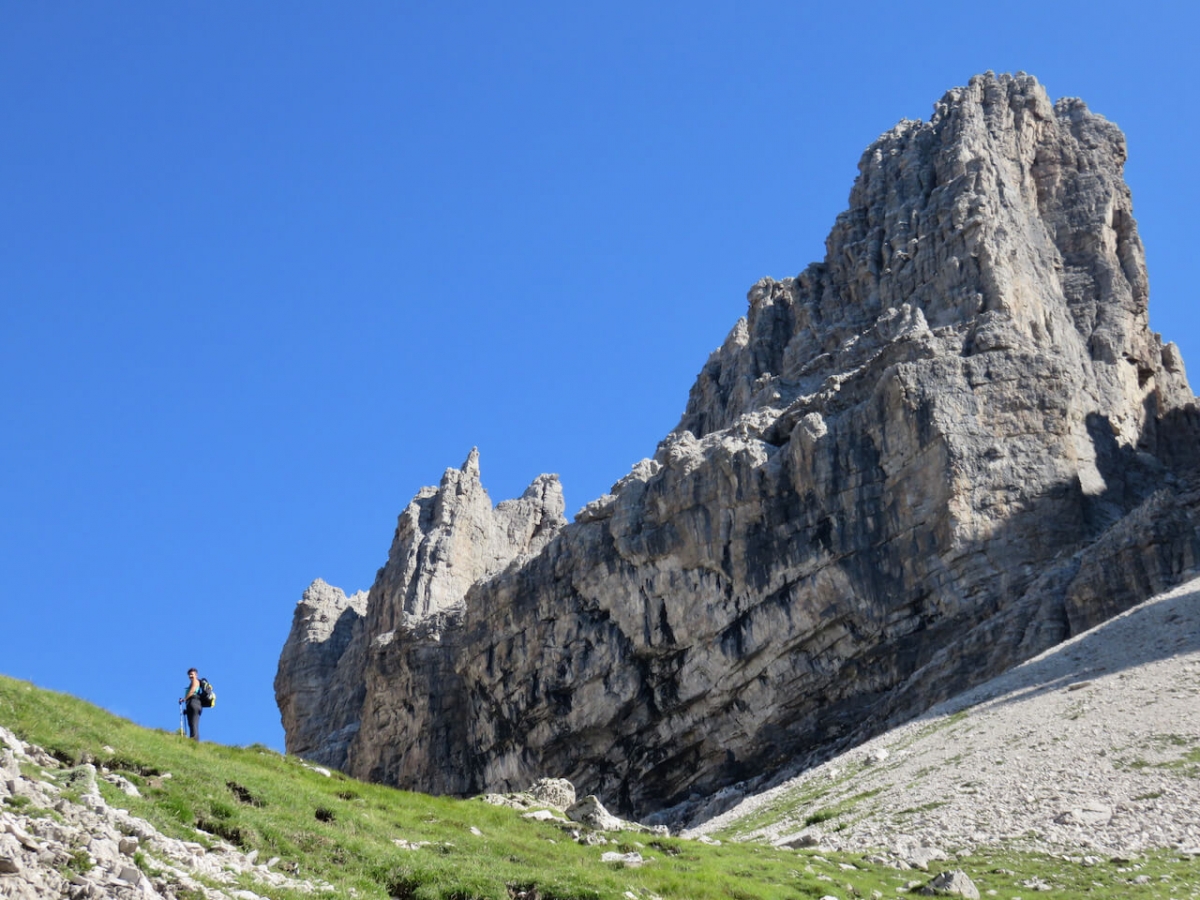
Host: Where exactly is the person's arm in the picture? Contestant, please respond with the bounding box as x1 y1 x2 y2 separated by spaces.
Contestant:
184 677 199 701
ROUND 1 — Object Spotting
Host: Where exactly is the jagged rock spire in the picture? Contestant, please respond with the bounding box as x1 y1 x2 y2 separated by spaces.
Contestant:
275 451 566 770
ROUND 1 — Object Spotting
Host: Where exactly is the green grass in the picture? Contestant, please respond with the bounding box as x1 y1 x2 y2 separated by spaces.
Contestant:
895 799 947 817
720 711 973 840
3 673 1199 899
714 762 878 841
1113 734 1200 778
798 789 882 829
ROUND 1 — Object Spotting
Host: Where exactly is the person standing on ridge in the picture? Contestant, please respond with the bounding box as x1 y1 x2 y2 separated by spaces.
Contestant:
180 668 203 741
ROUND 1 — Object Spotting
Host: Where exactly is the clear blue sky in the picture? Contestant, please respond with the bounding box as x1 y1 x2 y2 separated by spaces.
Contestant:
2 2 1196 751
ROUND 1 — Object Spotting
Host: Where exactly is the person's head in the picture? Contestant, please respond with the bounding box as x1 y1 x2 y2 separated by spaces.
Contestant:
187 668 197 679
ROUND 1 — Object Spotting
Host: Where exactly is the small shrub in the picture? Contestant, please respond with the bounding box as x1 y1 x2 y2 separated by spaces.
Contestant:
381 871 420 899
62 848 92 876
804 808 838 827
133 849 155 874
44 746 75 767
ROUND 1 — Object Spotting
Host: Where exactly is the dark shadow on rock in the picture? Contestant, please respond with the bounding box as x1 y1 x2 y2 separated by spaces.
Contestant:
328 603 365 659
843 402 1200 749
670 399 1200 829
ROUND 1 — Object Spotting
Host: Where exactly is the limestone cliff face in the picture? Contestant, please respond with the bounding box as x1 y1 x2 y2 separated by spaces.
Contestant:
274 579 369 768
276 448 567 777
276 73 1200 817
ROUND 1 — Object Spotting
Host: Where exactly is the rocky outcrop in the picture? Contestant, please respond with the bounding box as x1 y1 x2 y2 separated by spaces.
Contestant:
276 73 1200 817
0 727 330 899
276 448 567 775
274 580 368 768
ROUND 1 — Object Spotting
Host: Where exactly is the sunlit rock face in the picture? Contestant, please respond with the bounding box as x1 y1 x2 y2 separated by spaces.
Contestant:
276 73 1200 817
276 448 568 781
274 579 368 769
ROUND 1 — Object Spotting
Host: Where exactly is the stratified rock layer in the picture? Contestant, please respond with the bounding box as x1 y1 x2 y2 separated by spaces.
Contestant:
276 73 1200 817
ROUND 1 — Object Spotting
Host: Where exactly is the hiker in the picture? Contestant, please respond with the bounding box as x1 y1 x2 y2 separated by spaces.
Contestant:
180 667 203 741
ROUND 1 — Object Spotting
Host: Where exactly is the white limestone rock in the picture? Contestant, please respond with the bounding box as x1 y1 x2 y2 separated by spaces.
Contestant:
566 795 626 832
274 578 369 770
921 869 980 898
528 778 576 812
600 851 644 867
276 449 566 776
1054 805 1113 826
0 735 335 900
521 809 565 823
276 72 1200 821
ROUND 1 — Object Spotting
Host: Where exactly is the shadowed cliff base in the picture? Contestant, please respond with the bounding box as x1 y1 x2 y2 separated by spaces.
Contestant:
276 72 1200 819
689 576 1200 851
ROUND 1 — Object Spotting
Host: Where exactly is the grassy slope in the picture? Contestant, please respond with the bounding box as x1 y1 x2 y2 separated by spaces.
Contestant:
1 674 1195 900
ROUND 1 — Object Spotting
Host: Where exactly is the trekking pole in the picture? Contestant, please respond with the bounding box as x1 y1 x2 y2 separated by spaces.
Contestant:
178 700 185 736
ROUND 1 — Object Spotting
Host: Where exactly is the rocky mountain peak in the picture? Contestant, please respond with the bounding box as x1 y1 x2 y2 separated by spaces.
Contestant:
676 71 1188 443
276 74 1200 818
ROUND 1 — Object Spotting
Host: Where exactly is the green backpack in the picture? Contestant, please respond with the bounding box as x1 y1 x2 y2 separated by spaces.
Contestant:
198 678 216 708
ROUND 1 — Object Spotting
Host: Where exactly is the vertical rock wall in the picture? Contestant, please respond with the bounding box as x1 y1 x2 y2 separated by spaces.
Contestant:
276 448 566 775
274 580 368 768
276 73 1200 817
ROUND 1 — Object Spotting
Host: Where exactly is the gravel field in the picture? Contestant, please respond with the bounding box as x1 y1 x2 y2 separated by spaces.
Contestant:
688 576 1200 857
